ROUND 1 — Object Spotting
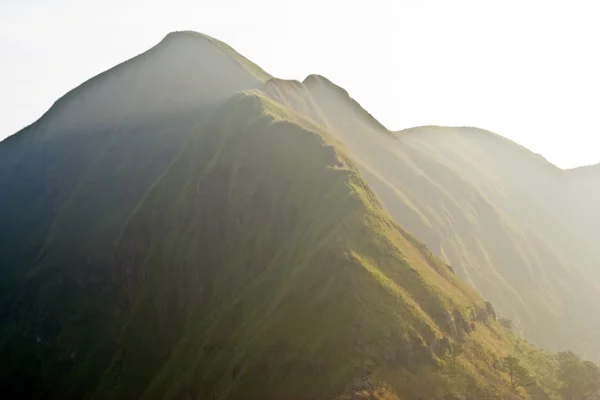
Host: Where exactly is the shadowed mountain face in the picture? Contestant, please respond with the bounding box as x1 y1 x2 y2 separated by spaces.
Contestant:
0 31 268 272
0 31 597 399
0 31 269 398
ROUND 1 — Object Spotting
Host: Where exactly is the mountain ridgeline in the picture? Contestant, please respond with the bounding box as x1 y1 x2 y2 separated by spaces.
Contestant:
0 31 598 399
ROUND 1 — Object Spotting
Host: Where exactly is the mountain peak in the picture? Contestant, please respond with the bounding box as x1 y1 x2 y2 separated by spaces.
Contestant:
303 74 347 95
159 30 210 44
160 30 271 82
303 74 390 134
3 30 600 400
24 31 270 138
302 73 330 85
161 29 210 40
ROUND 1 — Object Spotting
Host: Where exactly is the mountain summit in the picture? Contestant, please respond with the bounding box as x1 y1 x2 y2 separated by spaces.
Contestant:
1 32 598 400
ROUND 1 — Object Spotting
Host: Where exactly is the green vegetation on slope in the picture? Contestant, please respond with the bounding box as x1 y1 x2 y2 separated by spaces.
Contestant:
397 126 600 361
1 31 599 400
294 77 600 363
89 90 572 400
0 31 267 399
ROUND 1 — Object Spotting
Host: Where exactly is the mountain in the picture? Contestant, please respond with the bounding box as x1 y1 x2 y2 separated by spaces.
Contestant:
0 31 596 399
397 126 600 287
97 89 508 399
0 31 270 398
282 76 600 360
391 126 600 359
561 164 600 281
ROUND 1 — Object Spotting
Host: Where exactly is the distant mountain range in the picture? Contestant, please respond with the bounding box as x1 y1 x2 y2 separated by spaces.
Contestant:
1 31 598 399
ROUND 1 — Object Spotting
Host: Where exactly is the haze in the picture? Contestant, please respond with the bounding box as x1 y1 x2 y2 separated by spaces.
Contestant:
1 0 599 169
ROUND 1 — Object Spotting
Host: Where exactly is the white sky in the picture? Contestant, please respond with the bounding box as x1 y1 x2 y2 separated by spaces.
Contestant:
1 0 599 168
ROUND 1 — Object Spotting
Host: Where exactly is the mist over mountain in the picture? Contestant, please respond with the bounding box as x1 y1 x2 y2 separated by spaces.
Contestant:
1 31 598 400
268 76 600 359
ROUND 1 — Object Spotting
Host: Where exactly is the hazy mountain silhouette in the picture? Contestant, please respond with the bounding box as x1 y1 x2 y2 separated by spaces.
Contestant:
1 31 598 399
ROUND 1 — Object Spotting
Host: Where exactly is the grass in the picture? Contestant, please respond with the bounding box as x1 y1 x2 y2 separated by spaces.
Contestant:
1 32 595 399
303 85 600 363
87 90 565 399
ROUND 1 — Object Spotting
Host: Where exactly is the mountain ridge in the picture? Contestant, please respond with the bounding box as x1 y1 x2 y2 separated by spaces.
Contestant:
2 31 271 144
98 89 513 399
303 74 393 136
265 70 600 361
1 30 598 399
0 31 272 398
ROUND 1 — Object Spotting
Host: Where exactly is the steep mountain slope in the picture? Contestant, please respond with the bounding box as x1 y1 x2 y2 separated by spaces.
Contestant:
295 78 600 362
398 126 600 283
0 31 269 398
0 31 595 400
397 127 600 352
92 90 521 400
1 59 534 398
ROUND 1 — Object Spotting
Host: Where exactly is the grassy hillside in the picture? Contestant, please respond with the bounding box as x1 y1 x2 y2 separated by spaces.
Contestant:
1 31 598 399
397 127 600 286
94 90 556 399
280 78 600 362
0 32 267 398
396 127 600 361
